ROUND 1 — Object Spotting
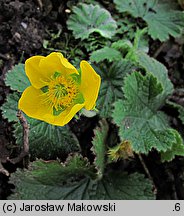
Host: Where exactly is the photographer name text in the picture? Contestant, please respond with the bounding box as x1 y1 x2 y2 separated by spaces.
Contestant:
2 202 116 213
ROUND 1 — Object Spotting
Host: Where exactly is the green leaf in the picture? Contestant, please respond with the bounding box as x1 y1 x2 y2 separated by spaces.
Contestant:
90 47 122 63
9 156 154 200
5 63 30 92
133 28 149 53
14 118 80 159
114 0 155 17
67 4 117 40
91 119 109 179
82 35 109 53
126 28 149 61
136 52 174 103
111 40 133 54
114 0 184 41
112 72 177 154
29 154 95 183
96 59 136 118
1 92 20 122
161 129 184 162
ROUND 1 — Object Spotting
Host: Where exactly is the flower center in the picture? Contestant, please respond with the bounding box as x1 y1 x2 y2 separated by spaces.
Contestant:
42 74 78 113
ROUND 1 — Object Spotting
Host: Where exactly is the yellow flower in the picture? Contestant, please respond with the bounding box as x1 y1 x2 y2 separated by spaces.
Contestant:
18 52 101 126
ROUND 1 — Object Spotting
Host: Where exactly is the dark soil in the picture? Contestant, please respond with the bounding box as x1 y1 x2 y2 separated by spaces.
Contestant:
0 0 184 200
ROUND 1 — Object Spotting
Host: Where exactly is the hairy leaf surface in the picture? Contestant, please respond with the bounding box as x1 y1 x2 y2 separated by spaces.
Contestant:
161 129 184 162
136 52 173 104
67 4 117 40
112 72 177 153
1 92 20 122
14 118 80 159
90 47 122 63
91 119 109 179
5 64 30 92
114 0 184 41
96 60 136 117
9 156 154 200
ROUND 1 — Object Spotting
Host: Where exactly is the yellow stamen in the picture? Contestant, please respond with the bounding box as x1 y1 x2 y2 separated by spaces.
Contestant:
41 75 78 111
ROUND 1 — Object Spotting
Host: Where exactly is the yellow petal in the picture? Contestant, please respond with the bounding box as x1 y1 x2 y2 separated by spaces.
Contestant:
49 103 85 126
18 86 52 120
80 60 101 110
25 52 78 89
39 52 78 76
25 56 46 89
19 86 85 126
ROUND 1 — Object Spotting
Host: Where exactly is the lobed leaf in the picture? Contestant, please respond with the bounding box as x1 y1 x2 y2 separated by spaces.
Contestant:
90 47 122 63
9 155 154 200
114 0 184 41
67 4 117 40
112 72 177 154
